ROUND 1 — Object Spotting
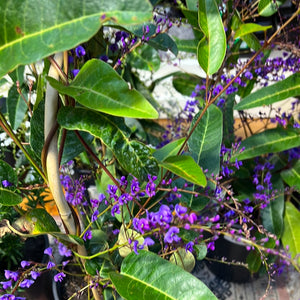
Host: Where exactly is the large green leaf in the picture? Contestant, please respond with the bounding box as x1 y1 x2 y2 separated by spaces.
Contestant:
0 0 152 78
159 155 207 187
282 202 300 264
48 59 158 119
258 0 285 16
57 107 158 181
234 23 272 39
231 127 300 161
109 250 217 300
234 73 300 110
280 160 300 191
173 38 198 54
261 175 284 237
153 138 185 162
188 105 223 179
0 189 22 206
197 0 226 75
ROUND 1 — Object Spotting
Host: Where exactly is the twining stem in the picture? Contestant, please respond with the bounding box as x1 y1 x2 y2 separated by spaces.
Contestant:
44 52 76 234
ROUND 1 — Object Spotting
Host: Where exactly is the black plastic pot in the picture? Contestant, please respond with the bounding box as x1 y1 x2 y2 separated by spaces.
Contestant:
205 234 258 283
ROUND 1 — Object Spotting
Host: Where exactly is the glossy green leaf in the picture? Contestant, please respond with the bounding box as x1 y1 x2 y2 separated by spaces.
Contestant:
0 188 22 206
234 73 300 110
188 105 223 180
197 0 226 75
172 73 202 96
231 127 300 161
173 38 198 54
130 44 160 72
231 14 261 51
258 0 285 17
0 160 18 186
186 0 198 11
25 208 60 234
0 0 152 78
159 155 207 187
280 160 300 191
246 250 261 273
282 202 300 263
194 243 207 261
170 248 195 272
235 23 272 39
48 59 158 119
153 138 185 162
57 107 158 181
109 250 217 300
261 175 284 237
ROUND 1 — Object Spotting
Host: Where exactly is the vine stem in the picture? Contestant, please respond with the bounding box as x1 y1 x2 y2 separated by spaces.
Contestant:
44 52 76 234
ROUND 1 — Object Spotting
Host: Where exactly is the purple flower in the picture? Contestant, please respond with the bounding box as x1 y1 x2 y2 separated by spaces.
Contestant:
91 210 99 222
244 206 254 213
47 261 55 269
145 175 157 197
185 241 194 253
0 294 26 300
72 69 79 77
188 212 197 224
130 178 140 195
58 243 72 257
137 218 150 234
244 71 253 80
19 279 34 288
143 237 155 247
44 247 53 256
99 55 108 62
54 272 66 283
4 270 18 281
174 204 187 219
20 260 30 268
83 230 92 241
164 226 181 244
0 280 12 289
111 204 120 216
133 240 139 255
2 180 12 187
156 204 172 225
30 271 40 280
75 45 86 57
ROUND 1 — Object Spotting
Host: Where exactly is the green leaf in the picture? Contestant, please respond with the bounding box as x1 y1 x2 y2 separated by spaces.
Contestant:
25 208 60 234
173 38 198 54
231 14 261 51
172 73 201 96
0 160 18 186
188 105 223 181
197 0 226 75
280 160 300 191
159 155 207 187
0 0 152 78
109 250 217 300
234 73 300 110
130 44 161 72
153 138 185 162
282 202 300 264
170 248 195 272
231 127 300 161
48 59 158 119
234 23 272 39
126 23 178 56
194 243 207 261
57 106 158 181
0 189 22 206
246 250 261 273
7 86 28 130
261 175 284 237
258 0 285 17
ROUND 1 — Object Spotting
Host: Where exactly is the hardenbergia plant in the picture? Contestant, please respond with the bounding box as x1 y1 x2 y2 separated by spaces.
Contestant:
0 0 299 299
